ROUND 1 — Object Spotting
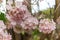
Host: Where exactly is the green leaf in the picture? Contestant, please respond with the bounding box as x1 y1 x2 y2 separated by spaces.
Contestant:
0 12 7 22
33 35 39 40
21 31 25 35
32 29 39 36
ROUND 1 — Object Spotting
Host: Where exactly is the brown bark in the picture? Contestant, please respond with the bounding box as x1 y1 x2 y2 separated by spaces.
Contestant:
54 0 60 22
54 0 60 40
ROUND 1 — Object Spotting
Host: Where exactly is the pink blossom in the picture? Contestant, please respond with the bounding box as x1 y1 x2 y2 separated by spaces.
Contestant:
6 7 25 25
7 0 13 5
15 1 23 8
0 20 6 32
6 4 32 29
6 5 31 22
6 1 38 32
6 14 16 29
3 33 12 40
20 16 38 30
6 4 13 10
39 19 56 34
6 0 13 10
0 20 12 40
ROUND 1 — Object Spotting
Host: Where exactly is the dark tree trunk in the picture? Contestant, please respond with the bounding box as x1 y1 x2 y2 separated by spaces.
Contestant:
54 0 60 22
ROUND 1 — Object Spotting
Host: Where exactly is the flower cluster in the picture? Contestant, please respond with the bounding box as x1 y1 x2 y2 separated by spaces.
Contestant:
6 0 39 30
0 20 12 40
39 19 56 34
6 0 13 10
6 4 38 30
20 16 38 30
6 4 31 28
6 0 56 34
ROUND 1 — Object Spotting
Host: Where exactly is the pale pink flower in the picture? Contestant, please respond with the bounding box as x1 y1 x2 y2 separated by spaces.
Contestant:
6 14 16 29
7 0 13 5
6 4 13 10
6 4 32 29
0 20 12 40
6 0 13 10
3 33 12 40
0 34 3 40
15 1 23 8
6 7 25 24
0 20 6 32
6 1 38 33
39 19 56 34
20 16 38 30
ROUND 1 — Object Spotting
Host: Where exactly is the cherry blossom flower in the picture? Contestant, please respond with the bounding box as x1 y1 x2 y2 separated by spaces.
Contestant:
6 13 17 29
7 0 13 5
6 3 32 29
6 4 13 11
0 20 6 32
20 16 38 30
6 1 38 33
0 20 12 40
15 1 23 8
39 19 56 34
3 33 12 40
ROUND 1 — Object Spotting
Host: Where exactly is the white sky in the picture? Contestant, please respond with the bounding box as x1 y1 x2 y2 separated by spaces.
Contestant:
32 0 55 13
39 0 55 10
0 0 6 13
